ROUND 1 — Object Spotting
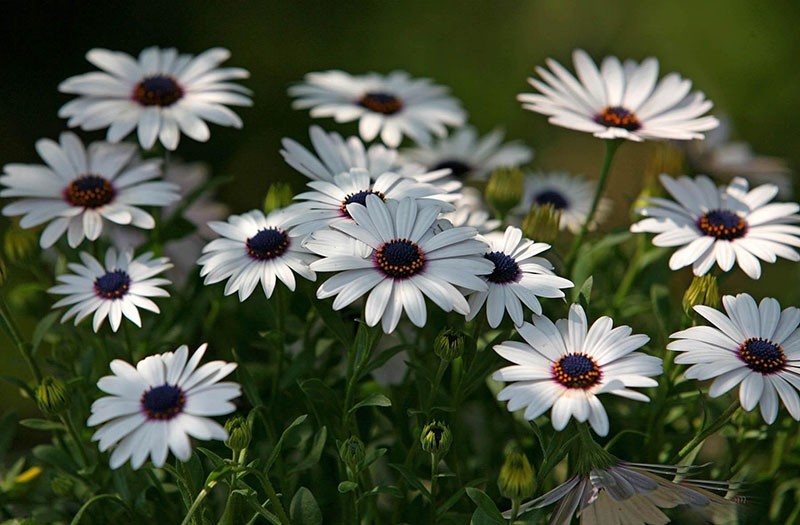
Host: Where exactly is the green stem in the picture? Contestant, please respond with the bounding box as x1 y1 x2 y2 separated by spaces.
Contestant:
423 360 449 417
672 401 741 464
429 452 439 525
611 235 645 310
60 413 90 468
0 296 42 383
565 139 623 271
181 481 216 525
122 321 136 362
510 499 520 523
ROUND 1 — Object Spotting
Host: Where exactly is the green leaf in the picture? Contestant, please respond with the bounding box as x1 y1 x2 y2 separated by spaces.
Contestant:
290 486 323 525
388 463 430 497
288 426 327 474
465 487 505 524
20 418 65 431
572 275 593 304
337 480 358 493
232 347 264 408
33 444 78 473
312 300 353 347
356 343 410 381
361 447 387 469
31 311 60 352
264 414 308 471
70 494 130 525
348 393 391 414
0 412 17 463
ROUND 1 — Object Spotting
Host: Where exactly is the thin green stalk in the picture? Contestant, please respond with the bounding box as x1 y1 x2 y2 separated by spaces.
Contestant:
565 139 623 270
0 296 42 383
122 321 136 362
672 401 741 464
423 360 449 417
60 413 89 468
429 453 440 525
181 480 215 525
257 472 291 525
611 235 645 310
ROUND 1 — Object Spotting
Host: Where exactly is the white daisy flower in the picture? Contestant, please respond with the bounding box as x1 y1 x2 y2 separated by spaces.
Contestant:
1 133 179 248
59 46 252 151
514 172 611 234
198 209 317 301
48 248 172 332
493 304 662 436
631 174 800 279
401 126 533 181
518 49 718 141
307 196 493 334
467 226 573 328
436 187 501 234
87 343 240 469
669 293 800 424
289 70 466 147
282 167 455 236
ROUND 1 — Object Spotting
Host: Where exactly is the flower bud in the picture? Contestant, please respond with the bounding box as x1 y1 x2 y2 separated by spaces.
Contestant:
263 182 294 214
498 451 535 500
682 274 720 315
35 377 69 415
51 473 74 497
420 421 451 457
434 328 464 361
224 415 252 454
486 167 523 219
521 203 562 243
339 435 366 471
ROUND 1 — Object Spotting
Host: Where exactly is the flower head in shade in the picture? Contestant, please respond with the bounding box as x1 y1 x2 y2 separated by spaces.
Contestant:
307 196 493 334
669 293 800 424
401 126 533 181
515 172 611 234
197 209 317 301
87 343 240 469
289 70 466 147
59 46 252 150
1 133 179 248
48 248 172 332
467 226 573 328
493 304 662 436
631 174 800 279
518 49 718 141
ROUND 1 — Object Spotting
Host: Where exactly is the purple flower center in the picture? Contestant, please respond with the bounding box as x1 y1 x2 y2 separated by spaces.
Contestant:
133 75 184 107
697 209 748 240
553 353 602 389
246 228 289 260
340 190 386 218
739 337 785 374
375 239 425 279
594 106 641 131
485 251 521 284
358 92 403 115
94 270 131 300
141 384 186 420
64 175 115 208
533 189 568 210
432 159 472 178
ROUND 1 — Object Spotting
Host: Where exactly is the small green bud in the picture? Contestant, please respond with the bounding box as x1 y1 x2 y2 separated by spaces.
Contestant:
224 415 252 454
498 451 535 500
263 182 294 214
434 328 464 361
486 167 524 219
420 421 451 457
521 203 562 243
339 436 366 471
35 377 69 415
4 220 38 264
682 274 720 316
51 473 75 497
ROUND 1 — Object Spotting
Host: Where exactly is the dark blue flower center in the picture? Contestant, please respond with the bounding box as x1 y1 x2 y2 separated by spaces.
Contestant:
358 92 403 115
141 384 185 420
697 209 748 240
739 337 785 374
485 251 521 284
64 175 115 208
533 189 569 210
375 239 425 279
133 75 184 107
94 270 131 300
432 159 472 178
246 228 289 260
594 106 641 131
552 353 601 389
340 190 386 218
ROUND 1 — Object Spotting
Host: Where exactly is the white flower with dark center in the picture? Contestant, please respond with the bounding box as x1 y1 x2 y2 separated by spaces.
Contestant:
198 209 317 301
401 126 533 181
631 174 800 279
493 304 662 436
59 46 252 151
518 49 718 141
435 187 501 234
1 133 179 248
48 248 172 332
289 70 466 147
467 226 573 328
88 343 240 469
669 293 800 424
514 172 611 234
307 196 493 334
282 167 454 236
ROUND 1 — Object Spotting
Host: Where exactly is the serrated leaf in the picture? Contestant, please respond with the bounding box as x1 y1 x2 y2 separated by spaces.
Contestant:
290 486 322 525
19 418 65 431
348 393 391 414
465 487 505 523
337 480 358 493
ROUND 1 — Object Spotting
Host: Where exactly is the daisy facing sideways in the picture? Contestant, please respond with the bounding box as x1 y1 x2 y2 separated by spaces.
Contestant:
289 70 466 147
48 248 172 332
631 174 800 279
87 343 241 469
669 293 800 424
518 49 718 141
1 133 179 248
59 46 252 151
493 304 662 436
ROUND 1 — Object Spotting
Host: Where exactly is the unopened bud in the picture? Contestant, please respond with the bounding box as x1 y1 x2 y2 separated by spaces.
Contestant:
683 274 720 315
420 421 451 457
35 377 69 415
263 182 294 214
486 167 523 219
224 415 252 454
434 328 464 361
498 451 535 500
339 436 366 471
521 203 562 243
51 474 74 497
